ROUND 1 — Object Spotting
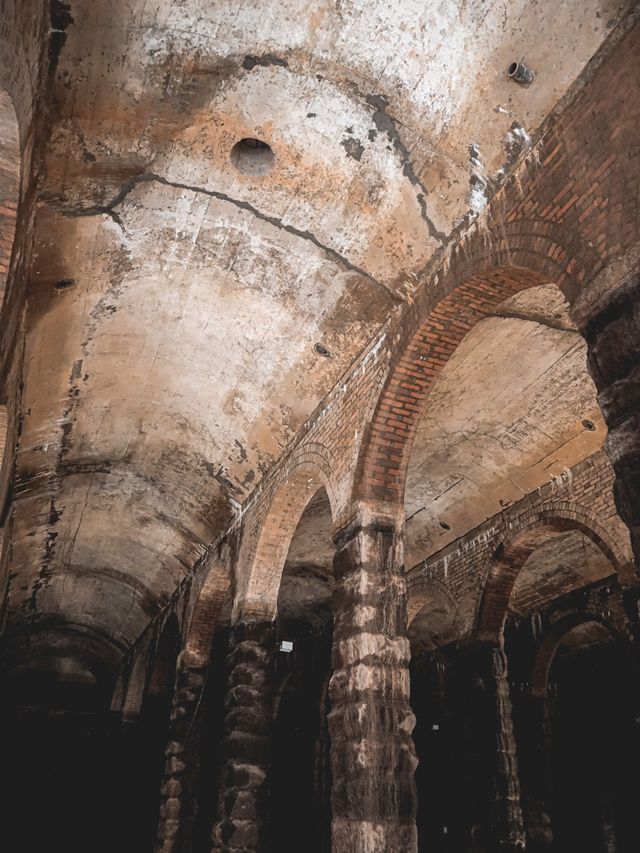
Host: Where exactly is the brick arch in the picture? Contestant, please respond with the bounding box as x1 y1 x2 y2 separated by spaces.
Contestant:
475 503 626 644
530 613 622 699
407 575 460 629
236 446 338 621
147 614 181 699
407 575 462 649
182 564 231 669
352 222 597 508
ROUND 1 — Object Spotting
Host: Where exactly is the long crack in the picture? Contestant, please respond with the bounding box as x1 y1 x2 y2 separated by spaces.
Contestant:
46 173 402 305
489 308 579 334
366 94 450 245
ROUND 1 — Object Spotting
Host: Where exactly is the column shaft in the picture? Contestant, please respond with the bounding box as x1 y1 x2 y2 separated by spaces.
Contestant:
211 621 276 853
517 693 553 851
156 662 207 853
472 643 526 852
328 518 418 853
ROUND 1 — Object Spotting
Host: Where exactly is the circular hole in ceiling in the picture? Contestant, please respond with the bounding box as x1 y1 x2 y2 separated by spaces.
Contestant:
439 520 451 531
314 342 331 358
582 419 596 431
230 137 274 176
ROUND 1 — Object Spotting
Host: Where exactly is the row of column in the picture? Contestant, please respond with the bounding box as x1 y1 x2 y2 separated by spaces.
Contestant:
211 518 418 853
156 277 640 852
158 519 533 853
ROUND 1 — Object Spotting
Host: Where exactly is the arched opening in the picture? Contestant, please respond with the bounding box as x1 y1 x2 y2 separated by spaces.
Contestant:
355 262 589 509
380 255 624 850
490 523 631 853
479 516 624 645
541 619 637 852
384 262 610 850
268 485 335 853
237 455 336 621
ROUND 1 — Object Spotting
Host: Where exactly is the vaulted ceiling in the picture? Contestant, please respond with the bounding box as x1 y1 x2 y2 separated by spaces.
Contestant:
1 0 627 673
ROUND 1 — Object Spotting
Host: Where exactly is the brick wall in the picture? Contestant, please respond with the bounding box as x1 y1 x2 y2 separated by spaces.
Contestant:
406 451 634 643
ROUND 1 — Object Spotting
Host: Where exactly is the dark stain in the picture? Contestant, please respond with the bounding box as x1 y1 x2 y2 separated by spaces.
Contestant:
242 53 289 71
213 465 240 496
48 499 62 526
30 497 62 610
368 129 378 141
49 0 74 75
70 359 83 381
366 93 448 243
50 0 73 29
307 112 317 118
234 439 247 462
241 468 256 489
57 459 112 476
60 420 73 456
341 137 364 161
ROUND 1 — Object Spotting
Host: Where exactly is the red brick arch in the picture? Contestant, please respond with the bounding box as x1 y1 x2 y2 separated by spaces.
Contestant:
475 503 626 644
407 575 460 630
235 446 338 621
352 222 597 508
182 564 231 669
530 613 621 699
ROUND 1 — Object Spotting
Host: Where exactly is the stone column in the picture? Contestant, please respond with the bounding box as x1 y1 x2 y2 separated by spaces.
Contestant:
516 692 553 851
582 275 640 564
211 620 276 853
470 642 526 852
328 513 418 853
156 658 207 853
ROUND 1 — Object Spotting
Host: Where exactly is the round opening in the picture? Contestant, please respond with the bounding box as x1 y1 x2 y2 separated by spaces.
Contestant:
314 342 331 358
439 521 451 531
230 137 274 177
508 62 519 77
582 419 596 431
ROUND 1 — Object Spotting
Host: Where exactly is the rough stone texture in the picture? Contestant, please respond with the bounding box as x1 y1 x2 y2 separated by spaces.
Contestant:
156 663 207 853
328 515 418 853
466 643 526 852
211 620 276 853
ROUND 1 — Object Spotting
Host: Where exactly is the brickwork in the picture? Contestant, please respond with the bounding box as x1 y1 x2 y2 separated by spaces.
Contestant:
220 12 640 630
354 15 640 506
405 451 634 644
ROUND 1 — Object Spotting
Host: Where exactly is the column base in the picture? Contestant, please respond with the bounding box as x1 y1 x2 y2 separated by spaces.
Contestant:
332 818 417 853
